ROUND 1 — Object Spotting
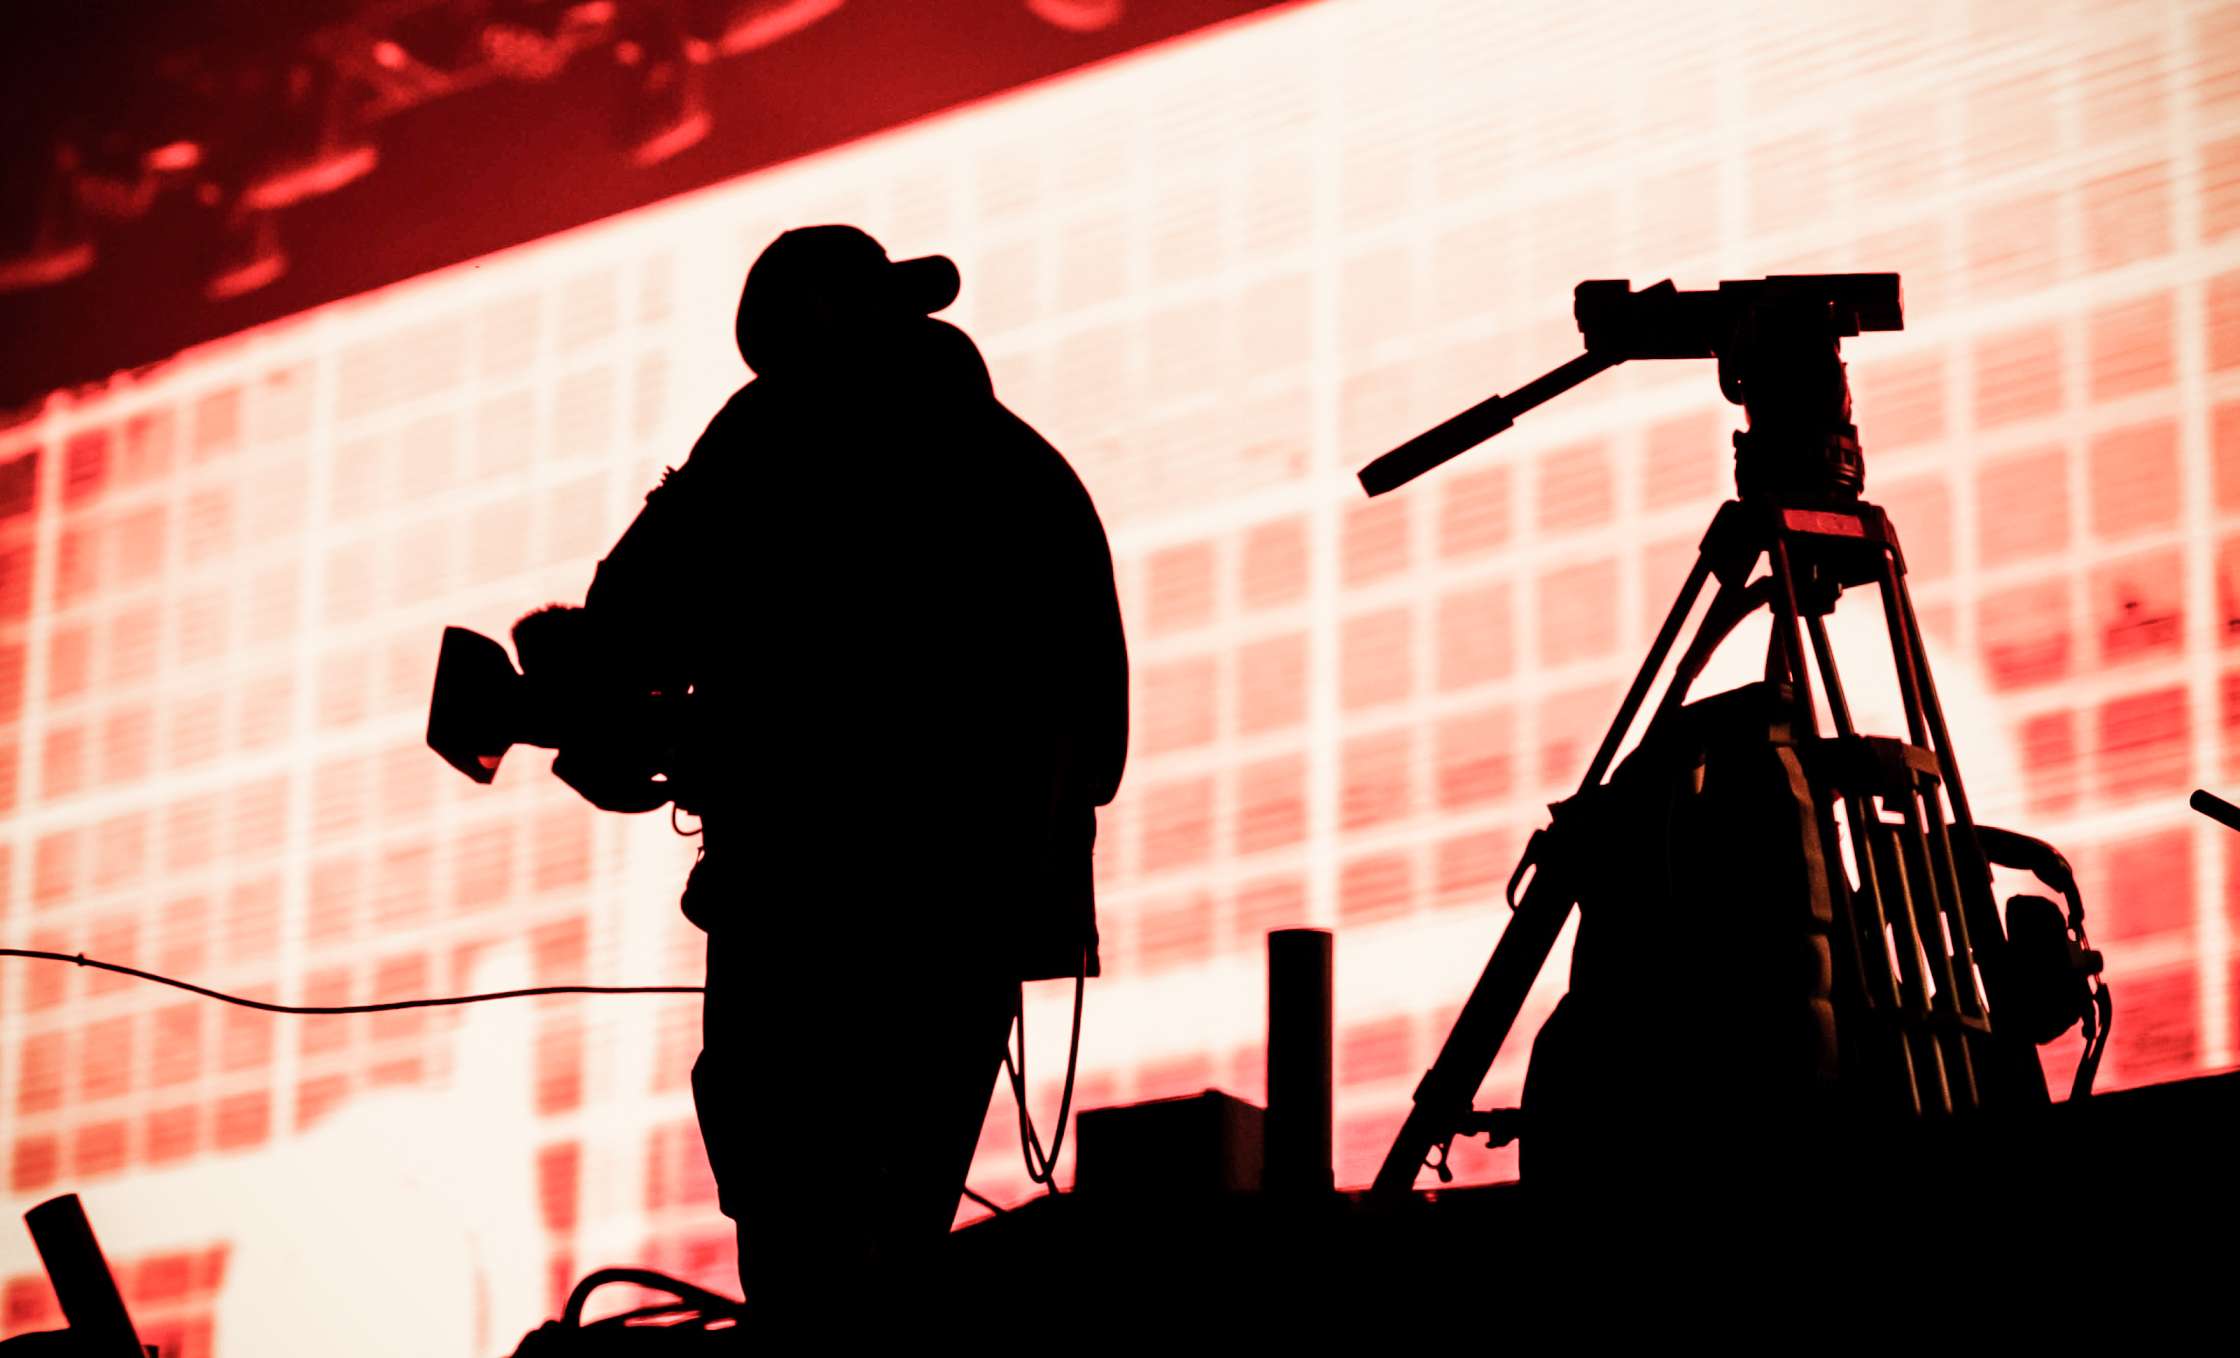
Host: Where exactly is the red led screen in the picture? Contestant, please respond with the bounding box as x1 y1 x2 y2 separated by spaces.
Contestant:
6 0 2240 1350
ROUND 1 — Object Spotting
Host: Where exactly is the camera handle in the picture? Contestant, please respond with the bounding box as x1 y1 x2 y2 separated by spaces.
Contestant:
1359 275 1900 500
1357 350 1616 496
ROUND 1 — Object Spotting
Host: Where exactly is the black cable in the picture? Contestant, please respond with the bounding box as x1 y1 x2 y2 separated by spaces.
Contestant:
12 940 1082 1200
1008 990 1044 1179
0 948 702 1013
960 1185 1010 1216
561 1267 741 1328
1004 947 1087 1194
2073 982 2113 1100
1040 962 1086 1180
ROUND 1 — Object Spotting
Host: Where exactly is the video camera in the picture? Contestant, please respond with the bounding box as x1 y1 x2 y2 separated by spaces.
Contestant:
1568 272 1902 360
1360 273 1903 501
425 606 693 814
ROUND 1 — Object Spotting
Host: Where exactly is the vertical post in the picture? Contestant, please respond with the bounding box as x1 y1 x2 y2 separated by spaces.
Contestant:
24 1194 145 1357
1266 929 1333 1194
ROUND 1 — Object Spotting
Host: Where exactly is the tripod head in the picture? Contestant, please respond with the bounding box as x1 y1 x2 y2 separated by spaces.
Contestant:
1358 273 1903 504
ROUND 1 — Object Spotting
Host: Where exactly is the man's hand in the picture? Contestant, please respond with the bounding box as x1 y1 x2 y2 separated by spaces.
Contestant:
551 743 676 814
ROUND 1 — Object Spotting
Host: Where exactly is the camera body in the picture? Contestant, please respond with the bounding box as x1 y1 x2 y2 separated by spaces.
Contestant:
1577 274 1903 503
1570 273 1903 363
426 607 692 814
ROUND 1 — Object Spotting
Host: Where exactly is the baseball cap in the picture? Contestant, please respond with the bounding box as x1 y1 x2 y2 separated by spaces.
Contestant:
734 225 960 370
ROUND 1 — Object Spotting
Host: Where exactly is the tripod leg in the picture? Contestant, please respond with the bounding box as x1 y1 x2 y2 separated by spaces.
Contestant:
1368 874 1578 1195
1885 565 2051 1104
1766 534 1821 727
1802 605 1928 1119
1371 544 1719 1197
1777 526 1952 1115
1802 612 1853 735
1890 578 1965 819
1920 789 1998 1100
1893 789 1982 1111
1867 823 1955 1116
1581 551 1719 790
1651 577 1772 727
1875 571 1934 750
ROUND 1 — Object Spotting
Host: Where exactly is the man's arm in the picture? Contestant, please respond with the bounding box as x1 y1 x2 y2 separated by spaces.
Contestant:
582 392 752 688
1076 492 1129 809
552 393 748 812
582 467 701 689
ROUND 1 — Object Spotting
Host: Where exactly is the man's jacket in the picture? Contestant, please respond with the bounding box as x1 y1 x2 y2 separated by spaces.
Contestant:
582 318 1127 982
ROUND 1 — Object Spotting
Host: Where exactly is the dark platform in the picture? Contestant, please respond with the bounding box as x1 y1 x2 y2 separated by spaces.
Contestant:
943 1069 2240 1325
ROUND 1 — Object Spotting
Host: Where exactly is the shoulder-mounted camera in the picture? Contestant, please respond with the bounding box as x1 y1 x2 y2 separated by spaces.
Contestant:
425 606 695 814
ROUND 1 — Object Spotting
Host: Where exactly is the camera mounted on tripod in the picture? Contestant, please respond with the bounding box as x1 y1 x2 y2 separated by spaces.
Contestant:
1362 273 2112 1199
1362 272 1901 504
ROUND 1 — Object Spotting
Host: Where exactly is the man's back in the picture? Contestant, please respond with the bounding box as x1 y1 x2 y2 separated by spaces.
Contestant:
589 316 1127 975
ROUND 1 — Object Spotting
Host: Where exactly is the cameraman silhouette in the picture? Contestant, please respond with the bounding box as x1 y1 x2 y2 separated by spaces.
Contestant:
576 226 1128 1316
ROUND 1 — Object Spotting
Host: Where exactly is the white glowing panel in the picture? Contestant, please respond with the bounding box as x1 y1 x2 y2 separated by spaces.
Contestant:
5 1 2240 1351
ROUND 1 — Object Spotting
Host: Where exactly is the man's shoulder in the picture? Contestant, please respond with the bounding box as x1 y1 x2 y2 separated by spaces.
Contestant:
986 403 1093 500
667 382 771 484
702 381 766 440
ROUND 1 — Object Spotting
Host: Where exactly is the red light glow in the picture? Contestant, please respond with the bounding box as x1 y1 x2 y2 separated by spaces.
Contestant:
3 1 2239 1351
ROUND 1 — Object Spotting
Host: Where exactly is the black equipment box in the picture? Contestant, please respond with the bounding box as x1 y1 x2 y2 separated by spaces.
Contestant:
1074 1090 1265 1197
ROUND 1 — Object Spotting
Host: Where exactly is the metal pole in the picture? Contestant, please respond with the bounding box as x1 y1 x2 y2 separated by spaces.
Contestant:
24 1194 145 1358
1267 929 1334 1194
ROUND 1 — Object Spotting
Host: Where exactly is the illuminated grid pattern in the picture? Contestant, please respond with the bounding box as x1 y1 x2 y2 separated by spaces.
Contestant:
6 0 2240 1348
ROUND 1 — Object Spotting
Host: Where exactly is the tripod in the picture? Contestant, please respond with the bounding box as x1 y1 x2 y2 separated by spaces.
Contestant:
1360 276 2110 1197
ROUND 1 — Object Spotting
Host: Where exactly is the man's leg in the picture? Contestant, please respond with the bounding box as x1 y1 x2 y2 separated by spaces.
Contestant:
698 926 885 1314
699 935 1022 1309
863 970 1021 1255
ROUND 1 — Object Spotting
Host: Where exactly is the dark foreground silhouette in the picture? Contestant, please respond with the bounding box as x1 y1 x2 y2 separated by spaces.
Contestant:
576 225 1127 1318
